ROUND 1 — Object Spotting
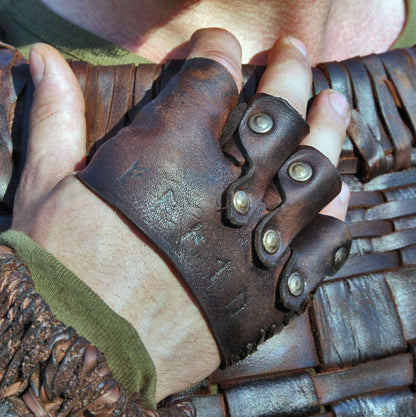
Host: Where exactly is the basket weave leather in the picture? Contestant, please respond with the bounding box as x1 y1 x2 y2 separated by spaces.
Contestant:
0 42 416 415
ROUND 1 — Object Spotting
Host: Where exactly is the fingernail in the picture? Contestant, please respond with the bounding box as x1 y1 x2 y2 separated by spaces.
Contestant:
30 48 45 88
328 90 349 119
287 36 309 60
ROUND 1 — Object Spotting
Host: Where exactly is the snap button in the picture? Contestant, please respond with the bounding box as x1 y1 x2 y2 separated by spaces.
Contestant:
288 272 304 297
288 161 313 182
333 246 348 270
262 229 280 254
233 190 250 215
248 112 273 134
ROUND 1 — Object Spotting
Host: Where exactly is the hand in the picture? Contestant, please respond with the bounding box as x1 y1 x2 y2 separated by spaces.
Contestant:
12 29 350 401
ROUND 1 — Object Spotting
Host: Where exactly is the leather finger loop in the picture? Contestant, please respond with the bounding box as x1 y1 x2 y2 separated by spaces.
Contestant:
278 215 352 311
254 146 342 268
225 94 309 226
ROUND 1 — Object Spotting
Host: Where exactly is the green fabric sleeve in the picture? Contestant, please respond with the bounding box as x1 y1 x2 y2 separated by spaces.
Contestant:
0 230 156 409
0 0 151 65
394 0 416 48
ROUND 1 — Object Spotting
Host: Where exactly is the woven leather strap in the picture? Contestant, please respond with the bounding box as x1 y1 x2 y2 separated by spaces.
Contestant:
0 245 195 416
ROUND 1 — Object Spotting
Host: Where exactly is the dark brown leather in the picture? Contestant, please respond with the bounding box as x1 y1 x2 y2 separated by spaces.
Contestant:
200 168 416 416
77 58 350 364
0 245 195 416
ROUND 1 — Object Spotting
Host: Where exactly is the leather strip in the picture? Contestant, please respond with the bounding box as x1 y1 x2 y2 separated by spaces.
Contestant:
372 228 416 252
343 58 388 150
381 49 416 136
347 109 387 180
329 251 400 280
318 61 353 107
348 220 392 238
362 54 413 170
365 198 416 221
364 168 416 191
348 190 384 208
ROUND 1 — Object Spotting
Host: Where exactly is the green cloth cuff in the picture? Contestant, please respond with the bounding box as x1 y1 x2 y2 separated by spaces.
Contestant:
0 0 151 65
0 230 156 409
394 0 416 49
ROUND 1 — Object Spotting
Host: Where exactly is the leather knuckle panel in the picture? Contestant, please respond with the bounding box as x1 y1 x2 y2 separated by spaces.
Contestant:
225 94 309 226
78 83 348 364
254 146 342 268
278 215 352 310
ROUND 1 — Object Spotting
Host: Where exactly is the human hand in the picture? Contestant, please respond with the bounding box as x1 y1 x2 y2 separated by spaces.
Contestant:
12 29 350 401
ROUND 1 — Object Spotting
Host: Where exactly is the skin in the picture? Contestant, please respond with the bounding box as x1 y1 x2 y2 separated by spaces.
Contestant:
12 29 351 401
41 0 405 64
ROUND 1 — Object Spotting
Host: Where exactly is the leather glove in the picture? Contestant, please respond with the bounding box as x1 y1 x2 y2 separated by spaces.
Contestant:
78 57 351 365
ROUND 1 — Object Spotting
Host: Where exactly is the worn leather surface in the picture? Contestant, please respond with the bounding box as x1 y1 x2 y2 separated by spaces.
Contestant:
77 58 350 364
0 44 416 415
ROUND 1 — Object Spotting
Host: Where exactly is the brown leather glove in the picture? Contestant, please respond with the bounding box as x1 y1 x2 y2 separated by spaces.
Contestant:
78 57 351 365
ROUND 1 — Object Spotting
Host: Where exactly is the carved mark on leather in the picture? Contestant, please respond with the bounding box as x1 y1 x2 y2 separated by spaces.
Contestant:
180 223 205 246
154 189 178 226
209 258 232 285
118 161 150 181
225 287 248 318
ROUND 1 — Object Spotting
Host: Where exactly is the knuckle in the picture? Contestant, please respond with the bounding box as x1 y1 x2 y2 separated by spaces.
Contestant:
30 100 60 128
264 58 312 115
316 115 346 137
29 100 71 130
200 49 242 85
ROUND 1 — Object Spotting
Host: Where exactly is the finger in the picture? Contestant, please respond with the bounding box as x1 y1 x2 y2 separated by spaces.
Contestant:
302 89 350 221
187 28 243 92
257 36 311 117
24 43 86 197
302 89 351 165
320 182 350 221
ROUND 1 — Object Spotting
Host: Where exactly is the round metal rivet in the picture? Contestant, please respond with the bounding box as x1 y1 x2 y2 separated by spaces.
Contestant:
334 247 348 269
288 272 304 297
248 113 273 134
262 229 280 254
233 190 250 215
288 162 313 182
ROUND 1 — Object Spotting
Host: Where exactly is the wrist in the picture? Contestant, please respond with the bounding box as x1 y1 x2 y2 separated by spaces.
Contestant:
0 230 157 407
12 175 222 399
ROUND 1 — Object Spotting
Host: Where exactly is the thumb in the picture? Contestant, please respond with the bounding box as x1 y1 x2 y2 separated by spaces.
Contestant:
187 28 243 92
23 43 86 197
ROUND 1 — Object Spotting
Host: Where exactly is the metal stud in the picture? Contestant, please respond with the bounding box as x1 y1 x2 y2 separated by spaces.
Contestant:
248 112 273 134
262 229 280 254
333 247 348 269
288 161 313 182
288 272 304 297
233 190 250 215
